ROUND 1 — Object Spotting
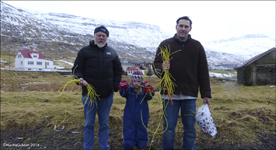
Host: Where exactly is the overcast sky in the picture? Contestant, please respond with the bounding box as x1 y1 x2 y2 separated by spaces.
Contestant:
3 1 276 43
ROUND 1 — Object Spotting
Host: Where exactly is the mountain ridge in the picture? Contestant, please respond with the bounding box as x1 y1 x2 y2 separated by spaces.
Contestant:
1 1 275 68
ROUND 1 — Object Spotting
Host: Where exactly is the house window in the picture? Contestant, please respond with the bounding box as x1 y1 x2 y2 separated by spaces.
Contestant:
28 68 31 70
47 62 49 65
39 69 42 71
28 61 34 65
18 54 22 58
37 62 42 65
33 55 38 58
21 61 23 65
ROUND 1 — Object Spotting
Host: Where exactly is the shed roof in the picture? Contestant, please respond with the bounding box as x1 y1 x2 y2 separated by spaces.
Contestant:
19 50 46 59
235 47 275 69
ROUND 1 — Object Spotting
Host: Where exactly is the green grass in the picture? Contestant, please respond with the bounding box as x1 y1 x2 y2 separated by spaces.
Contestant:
1 70 275 146
1 54 16 63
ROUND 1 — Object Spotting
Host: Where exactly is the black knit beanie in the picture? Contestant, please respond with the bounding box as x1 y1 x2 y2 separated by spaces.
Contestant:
94 25 109 37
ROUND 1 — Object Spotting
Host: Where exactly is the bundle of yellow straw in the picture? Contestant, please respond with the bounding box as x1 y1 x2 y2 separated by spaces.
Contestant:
154 45 181 105
148 45 181 149
55 70 100 130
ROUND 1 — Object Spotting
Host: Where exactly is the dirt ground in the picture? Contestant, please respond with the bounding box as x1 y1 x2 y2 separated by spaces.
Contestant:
1 126 275 150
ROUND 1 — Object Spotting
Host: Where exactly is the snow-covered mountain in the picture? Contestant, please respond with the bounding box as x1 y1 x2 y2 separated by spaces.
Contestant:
204 34 275 65
30 12 171 51
1 1 275 67
0 2 170 62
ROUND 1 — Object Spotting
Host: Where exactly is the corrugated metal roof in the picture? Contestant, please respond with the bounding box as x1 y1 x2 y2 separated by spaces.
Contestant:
235 47 275 69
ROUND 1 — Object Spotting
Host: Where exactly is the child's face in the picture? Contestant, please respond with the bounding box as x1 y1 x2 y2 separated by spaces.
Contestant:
132 81 142 89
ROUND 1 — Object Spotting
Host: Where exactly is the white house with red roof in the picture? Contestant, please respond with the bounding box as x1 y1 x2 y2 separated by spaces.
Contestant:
15 50 54 71
126 66 145 76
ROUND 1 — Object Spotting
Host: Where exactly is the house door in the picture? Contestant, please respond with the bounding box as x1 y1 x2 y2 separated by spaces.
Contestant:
45 62 47 68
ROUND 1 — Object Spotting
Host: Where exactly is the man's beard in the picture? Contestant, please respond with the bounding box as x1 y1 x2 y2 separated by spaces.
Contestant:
96 42 106 48
94 39 106 48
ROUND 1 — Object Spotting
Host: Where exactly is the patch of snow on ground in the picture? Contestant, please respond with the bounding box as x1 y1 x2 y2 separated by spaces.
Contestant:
57 60 74 66
209 72 236 78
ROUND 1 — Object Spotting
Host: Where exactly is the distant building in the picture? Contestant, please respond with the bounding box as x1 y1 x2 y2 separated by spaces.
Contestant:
121 61 134 72
126 66 145 76
121 60 145 70
15 50 54 71
235 47 276 86
125 60 144 66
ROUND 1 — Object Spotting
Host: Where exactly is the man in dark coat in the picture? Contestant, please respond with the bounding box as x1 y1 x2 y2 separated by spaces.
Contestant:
153 16 212 150
72 25 123 150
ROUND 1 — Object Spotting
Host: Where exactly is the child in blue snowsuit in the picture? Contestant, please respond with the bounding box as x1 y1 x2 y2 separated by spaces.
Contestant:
119 71 155 150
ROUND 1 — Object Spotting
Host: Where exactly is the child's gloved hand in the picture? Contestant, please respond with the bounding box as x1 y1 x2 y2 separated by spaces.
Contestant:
119 80 129 89
143 81 153 93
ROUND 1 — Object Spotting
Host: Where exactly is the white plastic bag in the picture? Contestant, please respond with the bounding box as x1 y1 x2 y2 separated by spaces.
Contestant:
195 104 217 137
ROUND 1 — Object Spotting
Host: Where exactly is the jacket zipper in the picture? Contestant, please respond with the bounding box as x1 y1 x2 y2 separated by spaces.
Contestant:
98 49 102 91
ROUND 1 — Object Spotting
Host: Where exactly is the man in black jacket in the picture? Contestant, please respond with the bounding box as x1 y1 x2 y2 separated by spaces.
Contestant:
72 25 122 150
153 16 212 150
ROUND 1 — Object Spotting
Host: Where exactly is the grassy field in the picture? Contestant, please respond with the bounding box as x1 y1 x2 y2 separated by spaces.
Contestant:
0 70 275 149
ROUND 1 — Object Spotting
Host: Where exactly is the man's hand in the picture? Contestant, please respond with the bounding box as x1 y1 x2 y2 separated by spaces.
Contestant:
203 97 210 106
79 78 88 87
162 61 170 70
119 80 129 89
143 81 153 93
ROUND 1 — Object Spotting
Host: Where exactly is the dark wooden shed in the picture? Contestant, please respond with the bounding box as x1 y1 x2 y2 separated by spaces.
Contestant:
235 47 276 86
